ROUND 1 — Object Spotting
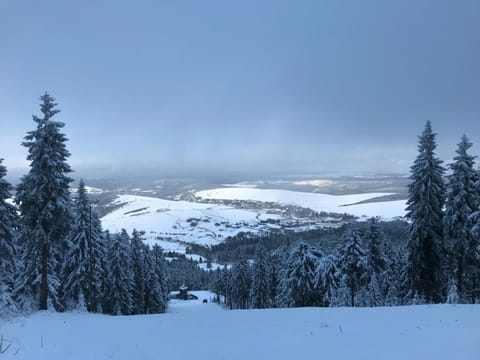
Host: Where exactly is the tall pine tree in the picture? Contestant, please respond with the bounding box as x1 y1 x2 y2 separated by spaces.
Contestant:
106 229 134 315
444 135 479 301
337 230 367 307
250 242 270 309
130 229 146 314
144 244 168 314
277 242 322 307
62 179 104 312
405 121 446 303
15 93 73 311
0 159 18 317
364 217 388 306
231 260 251 309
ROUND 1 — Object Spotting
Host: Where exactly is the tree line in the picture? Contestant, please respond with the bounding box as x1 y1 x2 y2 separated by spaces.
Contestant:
213 121 480 309
0 93 169 318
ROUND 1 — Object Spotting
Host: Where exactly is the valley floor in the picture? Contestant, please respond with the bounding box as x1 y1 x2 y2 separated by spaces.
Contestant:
2 292 479 360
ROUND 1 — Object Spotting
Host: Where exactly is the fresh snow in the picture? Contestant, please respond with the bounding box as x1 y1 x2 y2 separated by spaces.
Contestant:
101 195 275 248
101 189 406 250
196 187 407 219
2 301 479 360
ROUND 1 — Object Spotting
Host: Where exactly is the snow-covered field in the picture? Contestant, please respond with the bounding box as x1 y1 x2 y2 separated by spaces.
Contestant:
101 195 272 248
2 297 479 360
100 188 406 249
196 187 407 219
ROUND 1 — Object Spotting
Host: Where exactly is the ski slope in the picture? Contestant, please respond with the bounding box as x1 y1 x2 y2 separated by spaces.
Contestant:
2 301 479 360
196 187 407 219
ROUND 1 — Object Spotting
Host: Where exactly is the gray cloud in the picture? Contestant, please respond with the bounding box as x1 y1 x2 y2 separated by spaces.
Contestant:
1 0 479 179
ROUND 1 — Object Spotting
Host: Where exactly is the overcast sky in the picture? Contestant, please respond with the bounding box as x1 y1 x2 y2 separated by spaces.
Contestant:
1 0 479 179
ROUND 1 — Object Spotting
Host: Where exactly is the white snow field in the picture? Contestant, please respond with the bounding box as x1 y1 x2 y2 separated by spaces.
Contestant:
2 298 479 360
101 189 406 250
196 187 407 219
101 195 269 248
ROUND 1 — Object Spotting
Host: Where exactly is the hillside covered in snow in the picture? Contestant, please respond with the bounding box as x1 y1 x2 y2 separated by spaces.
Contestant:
101 188 406 251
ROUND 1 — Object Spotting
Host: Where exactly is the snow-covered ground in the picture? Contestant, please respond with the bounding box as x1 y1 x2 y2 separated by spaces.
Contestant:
2 300 479 360
100 188 406 250
196 187 407 219
101 195 272 248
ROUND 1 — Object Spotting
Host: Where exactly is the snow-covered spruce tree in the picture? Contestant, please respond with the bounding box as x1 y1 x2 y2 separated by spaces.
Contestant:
365 217 388 278
314 253 337 307
446 282 459 304
364 217 388 306
383 243 404 306
90 210 105 311
329 274 350 307
144 244 168 314
467 209 480 303
15 93 73 311
250 242 270 309
277 242 322 307
405 121 446 303
130 229 146 314
267 250 283 308
444 135 479 302
0 159 18 318
337 230 367 307
211 268 225 303
106 230 134 315
222 266 234 309
100 231 113 314
231 260 251 309
62 179 104 312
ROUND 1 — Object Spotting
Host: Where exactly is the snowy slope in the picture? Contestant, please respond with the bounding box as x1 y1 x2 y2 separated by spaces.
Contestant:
2 303 479 360
101 189 406 249
101 195 276 248
196 187 407 218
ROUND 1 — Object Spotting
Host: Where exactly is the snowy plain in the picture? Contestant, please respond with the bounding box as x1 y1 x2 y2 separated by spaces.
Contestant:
196 187 407 219
101 194 269 249
101 188 407 250
2 292 479 360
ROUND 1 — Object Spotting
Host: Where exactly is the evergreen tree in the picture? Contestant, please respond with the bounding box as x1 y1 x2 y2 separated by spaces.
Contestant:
365 272 383 307
231 260 251 309
365 217 387 278
250 242 270 309
314 253 337 306
211 268 225 304
106 230 134 315
130 229 146 314
446 282 459 304
267 251 282 308
383 244 404 306
144 245 168 313
89 211 105 311
277 242 322 307
15 93 73 311
337 230 367 307
62 180 103 312
364 217 388 306
223 266 234 309
405 121 446 303
0 159 18 317
444 135 479 301
467 210 480 303
100 231 113 314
